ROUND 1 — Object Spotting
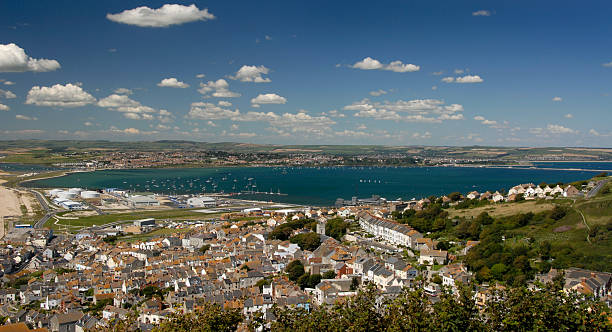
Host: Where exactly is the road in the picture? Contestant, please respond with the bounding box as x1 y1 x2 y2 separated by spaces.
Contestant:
587 179 609 199
28 189 58 229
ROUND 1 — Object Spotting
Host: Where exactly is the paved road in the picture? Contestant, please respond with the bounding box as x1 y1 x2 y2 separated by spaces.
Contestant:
587 179 609 198
28 189 56 229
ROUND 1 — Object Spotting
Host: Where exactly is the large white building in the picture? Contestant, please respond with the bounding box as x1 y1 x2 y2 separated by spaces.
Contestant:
186 196 216 207
357 212 422 249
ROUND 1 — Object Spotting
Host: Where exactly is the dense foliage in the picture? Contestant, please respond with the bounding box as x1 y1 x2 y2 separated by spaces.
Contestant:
269 218 316 241
153 303 243 332
268 283 610 331
286 260 305 282
325 218 349 241
393 203 449 233
289 232 321 251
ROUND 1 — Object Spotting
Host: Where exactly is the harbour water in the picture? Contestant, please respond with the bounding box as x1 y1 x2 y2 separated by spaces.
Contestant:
22 165 606 206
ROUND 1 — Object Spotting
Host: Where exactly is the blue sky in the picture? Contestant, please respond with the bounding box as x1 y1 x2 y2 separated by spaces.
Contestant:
0 0 611 146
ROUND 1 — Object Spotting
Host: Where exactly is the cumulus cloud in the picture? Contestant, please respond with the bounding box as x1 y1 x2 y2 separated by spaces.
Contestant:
0 103 9 111
0 89 16 99
335 130 372 138
369 89 388 96
589 129 612 137
0 43 60 72
187 102 240 120
442 75 483 83
352 57 419 73
26 83 96 107
2 80 15 85
230 65 271 82
343 98 464 123
196 73 205 78
530 124 577 135
552 96 563 102
472 10 492 16
473 115 502 127
412 131 432 139
218 100 232 107
157 77 189 88
114 88 133 95
251 93 287 107
564 113 573 118
198 79 240 98
455 75 483 83
97 94 160 120
15 114 37 121
106 4 215 27
323 110 345 118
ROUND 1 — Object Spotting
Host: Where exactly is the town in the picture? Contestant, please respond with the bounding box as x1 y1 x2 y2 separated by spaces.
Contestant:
0 172 609 331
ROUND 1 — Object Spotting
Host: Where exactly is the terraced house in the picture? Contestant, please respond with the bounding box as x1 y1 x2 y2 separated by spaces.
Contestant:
357 211 422 249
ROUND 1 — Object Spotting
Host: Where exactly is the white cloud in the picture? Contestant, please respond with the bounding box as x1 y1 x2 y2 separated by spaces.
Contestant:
352 57 419 73
0 89 16 99
412 131 432 139
602 61 612 67
0 103 9 111
335 130 372 138
564 113 573 118
207 121 217 127
530 124 577 135
442 75 483 83
324 110 345 118
114 88 133 95
473 115 508 129
432 71 444 76
431 85 438 90
265 35 272 41
97 94 157 119
344 98 464 123
230 65 271 82
552 96 562 102
84 121 93 126
157 77 189 88
369 89 388 96
196 74 205 78
589 129 612 137
218 100 232 107
15 114 37 121
472 10 491 16
26 83 95 107
4 81 15 85
357 124 367 130
454 69 465 74
198 79 240 98
548 124 576 134
251 93 287 106
231 124 239 130
0 43 60 72
106 4 215 27
188 102 240 120
455 75 483 83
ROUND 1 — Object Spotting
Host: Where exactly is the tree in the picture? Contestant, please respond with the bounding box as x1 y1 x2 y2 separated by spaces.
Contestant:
286 260 305 282
153 303 242 332
325 218 349 241
322 270 336 279
448 192 462 202
289 232 321 251
199 244 211 253
550 205 567 221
